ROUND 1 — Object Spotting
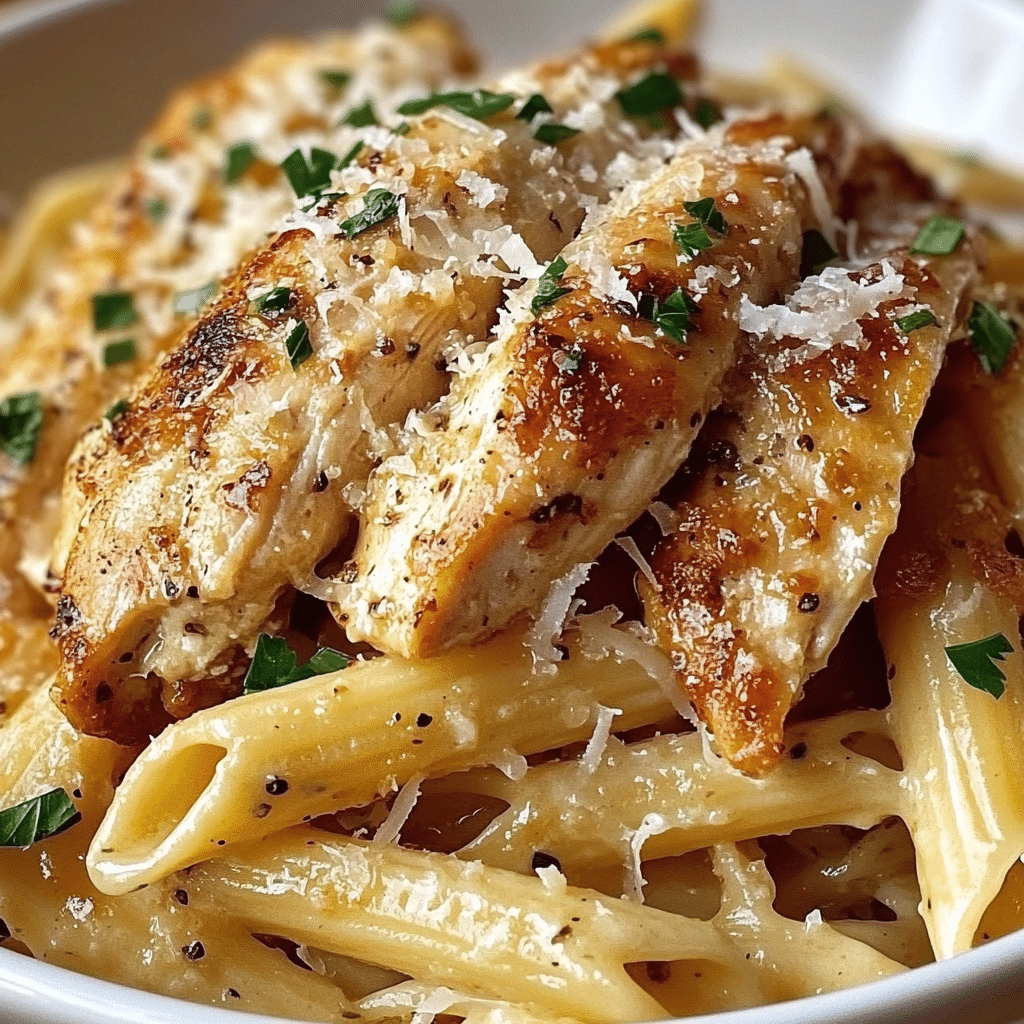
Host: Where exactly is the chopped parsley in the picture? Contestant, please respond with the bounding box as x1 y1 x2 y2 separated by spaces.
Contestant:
896 308 939 333
945 633 1013 699
615 72 684 117
338 188 401 239
674 198 727 258
105 399 129 421
339 100 379 128
397 89 516 121
392 121 411 136
102 339 137 367
910 214 965 256
191 108 212 131
969 301 1017 375
534 123 581 145
531 256 572 314
517 93 553 121
224 141 258 184
683 197 728 234
639 288 697 344
281 147 339 199
673 222 713 259
243 633 349 695
337 141 364 170
800 229 839 277
386 0 418 25
253 287 291 315
145 197 168 222
173 281 217 316
693 97 723 129
319 69 352 90
285 321 313 370
0 392 43 465
624 27 666 43
0 789 79 848
91 291 138 332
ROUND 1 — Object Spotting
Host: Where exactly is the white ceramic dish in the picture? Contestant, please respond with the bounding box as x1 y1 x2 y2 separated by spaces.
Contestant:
2 1 1024 1022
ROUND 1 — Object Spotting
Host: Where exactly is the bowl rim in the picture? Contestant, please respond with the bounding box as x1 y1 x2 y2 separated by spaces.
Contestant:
2 0 1024 1022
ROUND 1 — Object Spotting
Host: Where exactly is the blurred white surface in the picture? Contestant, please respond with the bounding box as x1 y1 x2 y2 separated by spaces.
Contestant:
887 0 1024 172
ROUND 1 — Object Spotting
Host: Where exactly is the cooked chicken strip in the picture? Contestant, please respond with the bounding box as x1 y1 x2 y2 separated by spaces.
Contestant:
639 163 981 774
0 16 474 601
52 41 700 743
341 112 852 659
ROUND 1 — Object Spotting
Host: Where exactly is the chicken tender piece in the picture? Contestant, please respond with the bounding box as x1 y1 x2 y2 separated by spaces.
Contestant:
341 113 853 659
639 162 981 774
0 16 475 602
51 41 700 743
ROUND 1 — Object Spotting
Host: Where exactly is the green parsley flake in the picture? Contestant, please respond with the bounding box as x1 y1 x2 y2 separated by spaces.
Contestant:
896 308 939 333
387 0 418 25
0 392 43 465
320 69 352 90
615 72 684 117
224 141 258 184
173 281 217 316
392 121 411 136
150 145 169 161
281 147 338 199
254 287 291 315
945 633 1014 699
639 288 697 344
693 97 723 129
340 100 378 128
683 197 727 234
105 399 129 422
0 789 80 848
398 90 516 121
969 301 1017 375
531 256 572 315
92 292 138 332
624 27 667 43
517 93 553 121
339 188 401 239
286 321 313 370
673 222 713 259
102 339 137 367
145 197 168 222
243 633 349 695
191 108 212 131
337 141 364 170
910 214 965 256
533 123 581 145
800 229 839 277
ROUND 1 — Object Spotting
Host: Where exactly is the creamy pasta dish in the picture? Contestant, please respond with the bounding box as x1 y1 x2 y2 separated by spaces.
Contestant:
2 0 1024 1020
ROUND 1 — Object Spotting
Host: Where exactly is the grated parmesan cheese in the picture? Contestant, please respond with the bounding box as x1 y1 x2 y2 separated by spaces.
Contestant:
580 705 622 774
372 773 424 846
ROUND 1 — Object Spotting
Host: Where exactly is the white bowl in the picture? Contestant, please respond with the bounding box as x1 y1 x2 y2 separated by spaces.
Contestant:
2 1 1024 1022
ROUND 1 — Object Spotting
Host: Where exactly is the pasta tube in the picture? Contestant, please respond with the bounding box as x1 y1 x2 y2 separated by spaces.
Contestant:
186 831 742 1024
88 624 674 895
875 390 1024 958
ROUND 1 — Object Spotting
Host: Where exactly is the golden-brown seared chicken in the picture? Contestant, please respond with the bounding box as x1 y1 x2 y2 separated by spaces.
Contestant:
339 113 852 659
0 16 475 606
51 41 699 743
639 160 981 775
